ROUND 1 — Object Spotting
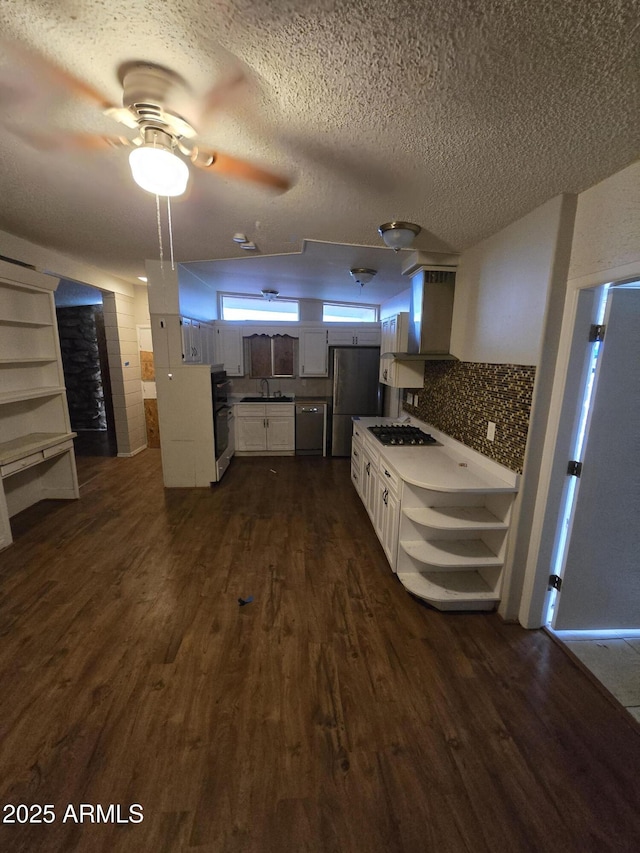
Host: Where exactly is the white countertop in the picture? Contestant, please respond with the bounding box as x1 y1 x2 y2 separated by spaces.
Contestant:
353 417 519 493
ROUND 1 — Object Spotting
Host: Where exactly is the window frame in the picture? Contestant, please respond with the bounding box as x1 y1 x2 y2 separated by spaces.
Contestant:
220 292 300 322
322 301 379 323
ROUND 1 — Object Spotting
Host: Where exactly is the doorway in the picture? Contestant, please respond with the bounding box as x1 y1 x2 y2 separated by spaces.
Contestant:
54 280 117 457
537 281 640 719
545 282 640 630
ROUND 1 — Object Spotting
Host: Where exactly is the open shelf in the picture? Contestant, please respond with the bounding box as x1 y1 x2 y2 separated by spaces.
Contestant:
0 357 58 364
397 570 499 611
402 504 508 531
0 386 67 406
0 317 53 328
400 538 503 569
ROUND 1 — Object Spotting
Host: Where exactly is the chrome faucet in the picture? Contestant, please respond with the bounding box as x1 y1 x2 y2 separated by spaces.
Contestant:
260 378 270 398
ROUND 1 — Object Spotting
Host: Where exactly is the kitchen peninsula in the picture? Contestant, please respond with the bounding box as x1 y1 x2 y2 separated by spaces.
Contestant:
352 417 518 611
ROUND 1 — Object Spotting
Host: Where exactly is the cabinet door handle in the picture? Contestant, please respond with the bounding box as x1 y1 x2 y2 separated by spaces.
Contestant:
383 488 388 505
366 462 370 475
353 450 359 457
384 469 391 478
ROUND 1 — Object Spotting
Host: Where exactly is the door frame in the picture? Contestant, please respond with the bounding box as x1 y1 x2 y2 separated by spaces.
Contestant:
518 258 640 629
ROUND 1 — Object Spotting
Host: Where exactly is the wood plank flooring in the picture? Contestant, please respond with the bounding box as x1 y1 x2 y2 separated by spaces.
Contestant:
1 450 639 852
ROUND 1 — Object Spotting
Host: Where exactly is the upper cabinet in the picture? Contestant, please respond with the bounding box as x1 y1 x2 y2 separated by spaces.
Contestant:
214 324 244 375
299 328 328 376
380 312 409 355
326 324 381 347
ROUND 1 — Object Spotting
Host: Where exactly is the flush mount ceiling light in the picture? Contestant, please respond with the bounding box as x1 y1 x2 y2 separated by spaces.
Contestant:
350 268 377 288
378 221 421 252
128 127 189 197
261 288 279 301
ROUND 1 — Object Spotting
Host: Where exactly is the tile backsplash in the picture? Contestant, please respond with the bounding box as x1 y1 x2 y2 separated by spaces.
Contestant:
402 361 536 473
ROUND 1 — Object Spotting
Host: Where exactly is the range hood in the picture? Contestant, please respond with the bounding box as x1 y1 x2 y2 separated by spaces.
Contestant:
392 252 459 360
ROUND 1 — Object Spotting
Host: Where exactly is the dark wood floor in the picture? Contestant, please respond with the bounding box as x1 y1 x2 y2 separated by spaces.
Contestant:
1 450 639 853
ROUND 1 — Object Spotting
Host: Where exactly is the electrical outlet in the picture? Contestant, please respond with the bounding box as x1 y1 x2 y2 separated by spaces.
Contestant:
414 395 419 407
487 421 496 442
407 393 414 405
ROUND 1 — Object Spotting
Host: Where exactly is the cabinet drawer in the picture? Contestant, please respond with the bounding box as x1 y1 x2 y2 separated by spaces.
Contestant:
236 403 267 416
266 404 294 417
1 451 44 477
42 439 74 459
379 460 400 494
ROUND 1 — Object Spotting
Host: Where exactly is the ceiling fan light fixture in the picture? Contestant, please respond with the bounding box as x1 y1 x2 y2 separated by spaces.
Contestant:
128 127 189 197
349 267 377 287
378 221 421 252
261 288 279 301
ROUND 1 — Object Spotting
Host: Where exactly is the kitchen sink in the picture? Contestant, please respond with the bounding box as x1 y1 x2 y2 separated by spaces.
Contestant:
240 396 294 403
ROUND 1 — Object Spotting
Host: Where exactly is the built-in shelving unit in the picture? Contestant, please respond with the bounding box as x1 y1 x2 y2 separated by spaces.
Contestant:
0 268 79 550
396 483 514 611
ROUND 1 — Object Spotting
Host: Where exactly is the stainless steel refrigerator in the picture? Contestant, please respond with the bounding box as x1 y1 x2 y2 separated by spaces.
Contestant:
330 347 382 456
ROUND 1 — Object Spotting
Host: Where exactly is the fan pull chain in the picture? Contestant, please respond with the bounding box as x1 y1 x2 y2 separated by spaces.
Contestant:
167 196 175 270
155 194 164 268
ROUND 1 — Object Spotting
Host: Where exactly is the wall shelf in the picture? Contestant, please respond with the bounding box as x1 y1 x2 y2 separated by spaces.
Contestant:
0 272 79 550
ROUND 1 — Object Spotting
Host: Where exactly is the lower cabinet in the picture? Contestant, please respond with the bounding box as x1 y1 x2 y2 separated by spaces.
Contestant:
235 403 295 454
354 433 401 571
350 422 517 611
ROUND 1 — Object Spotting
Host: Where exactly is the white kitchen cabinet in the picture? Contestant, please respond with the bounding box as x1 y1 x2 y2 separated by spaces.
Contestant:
237 415 268 451
181 317 203 363
299 328 328 376
235 403 295 454
377 459 401 569
327 324 381 347
379 355 424 388
396 484 513 611
350 431 364 495
351 418 518 610
0 266 79 550
380 312 409 354
214 324 244 375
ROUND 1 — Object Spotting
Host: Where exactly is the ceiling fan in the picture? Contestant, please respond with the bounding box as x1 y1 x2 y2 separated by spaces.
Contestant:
1 45 291 197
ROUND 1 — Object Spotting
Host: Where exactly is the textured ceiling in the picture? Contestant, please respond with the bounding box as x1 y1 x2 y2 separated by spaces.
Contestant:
0 0 638 299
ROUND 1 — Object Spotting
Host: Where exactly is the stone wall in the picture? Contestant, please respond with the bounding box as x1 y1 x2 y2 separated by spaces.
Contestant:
56 305 107 431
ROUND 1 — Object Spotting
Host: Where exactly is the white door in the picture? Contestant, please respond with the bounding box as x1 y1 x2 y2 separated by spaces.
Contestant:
552 286 640 629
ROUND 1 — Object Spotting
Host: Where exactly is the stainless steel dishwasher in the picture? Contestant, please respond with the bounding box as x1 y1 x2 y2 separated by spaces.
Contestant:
295 403 325 455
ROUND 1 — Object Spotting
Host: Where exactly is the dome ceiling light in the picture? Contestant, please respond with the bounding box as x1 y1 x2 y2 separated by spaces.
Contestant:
378 221 421 252
349 268 377 288
261 288 279 301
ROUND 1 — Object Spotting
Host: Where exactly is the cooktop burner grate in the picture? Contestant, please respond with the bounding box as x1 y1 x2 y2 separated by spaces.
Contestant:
368 424 437 446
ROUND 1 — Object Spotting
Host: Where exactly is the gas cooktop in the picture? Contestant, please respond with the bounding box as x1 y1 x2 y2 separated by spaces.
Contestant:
368 424 437 446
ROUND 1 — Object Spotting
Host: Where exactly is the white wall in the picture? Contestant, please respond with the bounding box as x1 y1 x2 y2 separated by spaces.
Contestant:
451 195 568 365
380 288 410 319
568 161 640 281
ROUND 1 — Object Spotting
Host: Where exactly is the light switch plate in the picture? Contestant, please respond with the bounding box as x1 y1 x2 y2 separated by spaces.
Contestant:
487 421 496 441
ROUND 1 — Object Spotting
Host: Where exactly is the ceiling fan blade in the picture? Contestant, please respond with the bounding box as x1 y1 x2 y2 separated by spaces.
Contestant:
1 39 116 110
190 147 291 192
7 125 130 152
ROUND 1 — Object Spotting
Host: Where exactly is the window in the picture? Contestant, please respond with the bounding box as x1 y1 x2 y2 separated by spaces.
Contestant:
322 302 378 323
247 335 296 377
221 294 299 321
